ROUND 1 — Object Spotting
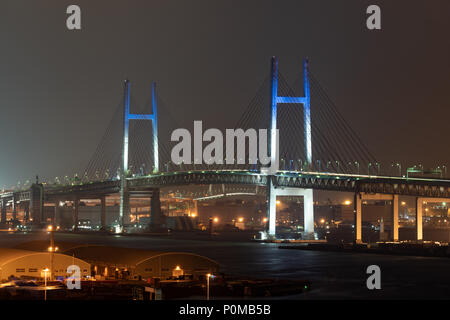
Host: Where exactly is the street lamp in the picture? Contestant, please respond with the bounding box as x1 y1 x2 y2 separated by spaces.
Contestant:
354 162 360 174
43 268 49 301
297 159 303 171
206 273 215 300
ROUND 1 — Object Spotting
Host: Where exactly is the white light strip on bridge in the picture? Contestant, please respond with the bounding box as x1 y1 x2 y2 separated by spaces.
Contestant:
194 192 258 201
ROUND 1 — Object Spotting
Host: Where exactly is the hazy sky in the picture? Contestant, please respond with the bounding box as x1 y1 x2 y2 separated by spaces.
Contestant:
0 0 449 187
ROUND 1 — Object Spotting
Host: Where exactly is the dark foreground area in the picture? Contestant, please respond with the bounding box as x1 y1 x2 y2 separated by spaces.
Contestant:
0 231 449 299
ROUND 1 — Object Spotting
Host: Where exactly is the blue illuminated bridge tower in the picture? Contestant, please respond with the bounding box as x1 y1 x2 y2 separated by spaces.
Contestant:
266 56 314 238
117 57 315 237
120 80 159 230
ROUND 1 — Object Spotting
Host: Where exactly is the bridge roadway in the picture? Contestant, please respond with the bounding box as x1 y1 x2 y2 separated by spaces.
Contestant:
1 170 450 242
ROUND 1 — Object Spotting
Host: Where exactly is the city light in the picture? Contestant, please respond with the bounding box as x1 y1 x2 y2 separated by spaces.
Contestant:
276 200 281 205
320 218 325 224
213 217 219 223
238 217 244 222
42 268 49 301
343 200 351 205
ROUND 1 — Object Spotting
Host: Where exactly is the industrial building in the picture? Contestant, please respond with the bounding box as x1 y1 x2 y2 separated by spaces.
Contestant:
0 248 91 281
13 241 219 281
62 245 219 281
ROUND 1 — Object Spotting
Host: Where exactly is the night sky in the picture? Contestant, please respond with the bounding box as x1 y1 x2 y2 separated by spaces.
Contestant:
0 0 449 187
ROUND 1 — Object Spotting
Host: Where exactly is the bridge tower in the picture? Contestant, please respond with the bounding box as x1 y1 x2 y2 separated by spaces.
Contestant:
120 80 159 229
266 57 314 238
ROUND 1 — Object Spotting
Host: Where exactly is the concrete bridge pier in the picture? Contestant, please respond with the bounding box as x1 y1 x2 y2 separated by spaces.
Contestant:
414 197 450 242
54 200 61 226
30 184 43 225
267 178 314 239
12 195 17 221
355 193 399 243
149 188 162 230
416 197 423 241
24 202 29 222
73 196 79 231
1 200 6 225
100 196 106 230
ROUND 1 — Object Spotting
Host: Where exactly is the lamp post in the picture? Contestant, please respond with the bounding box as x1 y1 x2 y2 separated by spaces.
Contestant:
206 273 213 300
48 225 54 281
355 162 360 174
297 159 303 171
43 268 49 301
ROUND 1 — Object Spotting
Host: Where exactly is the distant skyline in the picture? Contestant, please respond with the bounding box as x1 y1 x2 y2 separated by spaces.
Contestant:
1 1 450 187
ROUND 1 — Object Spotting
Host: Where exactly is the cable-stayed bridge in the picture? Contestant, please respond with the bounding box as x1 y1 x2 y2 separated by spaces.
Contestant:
1 57 450 243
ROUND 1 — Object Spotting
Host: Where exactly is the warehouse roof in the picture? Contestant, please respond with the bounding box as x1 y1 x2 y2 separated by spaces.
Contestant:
0 248 42 267
62 245 219 268
13 241 219 269
0 248 89 267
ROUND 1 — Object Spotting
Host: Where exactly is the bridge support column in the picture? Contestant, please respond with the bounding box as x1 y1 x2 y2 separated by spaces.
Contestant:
73 197 79 231
267 182 315 239
267 179 277 236
1 200 6 224
54 200 61 226
392 195 399 242
119 189 130 228
24 202 29 222
303 189 314 237
30 184 43 225
100 196 106 230
150 188 162 229
12 195 17 221
355 193 362 243
416 197 423 241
